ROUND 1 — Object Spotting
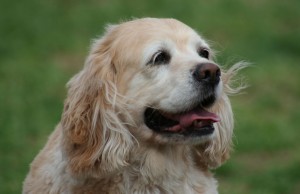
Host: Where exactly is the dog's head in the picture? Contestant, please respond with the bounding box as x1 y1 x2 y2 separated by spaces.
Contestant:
61 18 245 176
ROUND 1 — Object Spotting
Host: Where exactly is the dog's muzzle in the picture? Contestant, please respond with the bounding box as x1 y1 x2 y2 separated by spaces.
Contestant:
143 62 221 139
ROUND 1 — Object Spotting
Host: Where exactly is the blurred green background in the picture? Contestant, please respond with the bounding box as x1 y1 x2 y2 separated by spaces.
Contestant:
1 0 299 193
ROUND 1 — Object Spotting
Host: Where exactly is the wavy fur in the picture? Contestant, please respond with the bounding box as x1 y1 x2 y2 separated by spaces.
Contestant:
23 18 245 194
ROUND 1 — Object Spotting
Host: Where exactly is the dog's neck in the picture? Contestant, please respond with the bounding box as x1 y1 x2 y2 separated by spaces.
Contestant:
112 145 216 193
129 145 192 178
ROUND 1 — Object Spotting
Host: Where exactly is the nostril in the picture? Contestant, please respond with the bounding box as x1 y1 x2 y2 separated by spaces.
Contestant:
215 69 221 84
203 70 211 79
216 69 221 78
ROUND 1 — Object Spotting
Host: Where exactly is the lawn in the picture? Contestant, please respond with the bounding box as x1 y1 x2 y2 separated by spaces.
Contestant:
1 0 299 193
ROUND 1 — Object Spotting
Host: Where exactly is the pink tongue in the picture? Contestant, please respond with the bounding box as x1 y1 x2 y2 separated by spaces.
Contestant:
175 108 220 128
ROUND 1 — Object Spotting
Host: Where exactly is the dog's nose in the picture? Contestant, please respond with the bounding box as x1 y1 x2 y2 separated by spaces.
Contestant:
192 63 221 85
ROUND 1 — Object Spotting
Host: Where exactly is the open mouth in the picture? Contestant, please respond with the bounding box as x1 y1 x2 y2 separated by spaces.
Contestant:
144 104 220 137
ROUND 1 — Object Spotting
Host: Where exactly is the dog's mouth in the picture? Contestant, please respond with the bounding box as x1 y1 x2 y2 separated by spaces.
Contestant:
144 104 220 137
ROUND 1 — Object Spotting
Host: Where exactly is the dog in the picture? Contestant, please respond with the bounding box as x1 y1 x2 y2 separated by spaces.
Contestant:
23 18 245 194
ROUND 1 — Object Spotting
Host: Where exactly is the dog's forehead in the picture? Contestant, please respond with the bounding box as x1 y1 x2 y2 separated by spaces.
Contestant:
101 18 210 70
119 19 208 59
114 18 207 47
139 19 204 43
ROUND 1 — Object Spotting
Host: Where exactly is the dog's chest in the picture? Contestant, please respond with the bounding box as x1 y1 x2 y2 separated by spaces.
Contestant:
109 166 216 194
71 159 217 194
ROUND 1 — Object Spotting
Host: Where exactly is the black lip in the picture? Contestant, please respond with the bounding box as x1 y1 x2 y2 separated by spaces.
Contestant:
144 107 215 137
144 93 217 137
182 124 215 136
144 108 179 132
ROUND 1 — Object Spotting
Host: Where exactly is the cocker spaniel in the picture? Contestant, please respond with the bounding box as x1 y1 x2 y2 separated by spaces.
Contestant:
23 18 245 194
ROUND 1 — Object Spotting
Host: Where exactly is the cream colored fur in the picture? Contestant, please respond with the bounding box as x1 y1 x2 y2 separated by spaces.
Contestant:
23 18 246 194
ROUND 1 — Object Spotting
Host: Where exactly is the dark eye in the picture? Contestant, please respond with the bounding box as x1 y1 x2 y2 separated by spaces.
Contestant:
198 48 210 59
150 50 171 65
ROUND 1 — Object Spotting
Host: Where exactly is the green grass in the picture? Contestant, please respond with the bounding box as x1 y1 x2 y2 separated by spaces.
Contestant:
1 0 299 193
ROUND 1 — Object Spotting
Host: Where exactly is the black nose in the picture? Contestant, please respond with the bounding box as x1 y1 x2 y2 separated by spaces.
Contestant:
192 63 221 85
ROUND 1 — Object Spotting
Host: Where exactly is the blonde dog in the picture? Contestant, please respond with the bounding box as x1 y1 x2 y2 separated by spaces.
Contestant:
23 18 245 194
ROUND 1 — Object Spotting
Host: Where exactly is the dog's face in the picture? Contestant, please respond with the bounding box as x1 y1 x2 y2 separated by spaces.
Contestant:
63 18 238 173
100 18 223 144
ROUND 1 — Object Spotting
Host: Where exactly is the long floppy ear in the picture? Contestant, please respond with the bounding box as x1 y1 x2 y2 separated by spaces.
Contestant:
61 26 133 177
194 62 248 169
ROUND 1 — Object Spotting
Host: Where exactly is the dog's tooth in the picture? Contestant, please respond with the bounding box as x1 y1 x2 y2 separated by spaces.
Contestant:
196 121 203 127
193 121 197 126
193 120 204 128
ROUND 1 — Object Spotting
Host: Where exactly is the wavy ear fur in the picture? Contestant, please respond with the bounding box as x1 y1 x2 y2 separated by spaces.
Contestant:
61 27 133 177
194 62 248 169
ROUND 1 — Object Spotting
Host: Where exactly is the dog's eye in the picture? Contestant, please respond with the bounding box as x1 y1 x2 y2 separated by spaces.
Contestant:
198 48 210 59
150 50 171 65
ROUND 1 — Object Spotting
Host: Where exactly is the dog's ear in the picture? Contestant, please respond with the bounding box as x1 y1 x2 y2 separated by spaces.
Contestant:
194 63 247 169
61 26 133 177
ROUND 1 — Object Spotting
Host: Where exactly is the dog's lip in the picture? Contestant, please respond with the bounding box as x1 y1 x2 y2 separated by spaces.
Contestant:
160 107 220 132
144 106 220 135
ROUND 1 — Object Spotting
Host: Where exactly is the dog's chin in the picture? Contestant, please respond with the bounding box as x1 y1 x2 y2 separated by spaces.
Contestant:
143 97 220 144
